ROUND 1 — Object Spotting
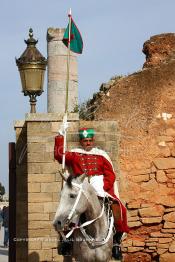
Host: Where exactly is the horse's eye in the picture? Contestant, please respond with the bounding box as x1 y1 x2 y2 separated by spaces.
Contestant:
70 193 76 199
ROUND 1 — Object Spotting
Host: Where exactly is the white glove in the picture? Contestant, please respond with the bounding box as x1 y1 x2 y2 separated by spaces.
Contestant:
58 122 69 135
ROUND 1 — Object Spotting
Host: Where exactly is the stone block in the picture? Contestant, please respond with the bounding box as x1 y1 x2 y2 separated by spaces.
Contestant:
130 174 150 183
156 196 175 207
156 170 168 182
141 217 162 224
28 213 50 221
145 242 157 247
127 246 144 252
150 232 173 238
28 229 51 237
28 203 44 213
128 221 142 227
157 248 168 255
122 239 133 247
128 210 138 217
52 193 61 202
165 169 175 173
154 157 175 169
145 238 159 242
163 212 175 222
28 220 51 230
132 239 145 247
144 248 155 252
28 135 53 143
160 253 175 262
28 151 54 163
164 221 175 228
127 201 141 209
169 240 175 252
27 143 46 153
159 238 172 243
41 162 59 174
28 241 42 250
130 168 151 176
164 207 175 213
44 202 59 213
28 183 41 193
28 193 53 203
27 121 51 131
161 229 175 233
141 203 153 208
157 243 170 249
41 182 61 193
139 205 165 217
141 178 159 191
28 164 42 174
28 173 55 183
128 216 140 222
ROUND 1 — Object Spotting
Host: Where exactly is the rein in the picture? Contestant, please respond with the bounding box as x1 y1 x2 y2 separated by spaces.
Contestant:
63 181 113 247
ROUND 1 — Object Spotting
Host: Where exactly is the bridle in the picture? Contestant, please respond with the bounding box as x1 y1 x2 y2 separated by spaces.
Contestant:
61 180 114 247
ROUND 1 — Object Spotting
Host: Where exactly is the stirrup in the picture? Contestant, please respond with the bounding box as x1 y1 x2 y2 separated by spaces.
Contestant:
112 244 122 260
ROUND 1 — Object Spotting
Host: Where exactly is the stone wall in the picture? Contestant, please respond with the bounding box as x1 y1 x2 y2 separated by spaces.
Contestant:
14 113 118 262
92 34 175 261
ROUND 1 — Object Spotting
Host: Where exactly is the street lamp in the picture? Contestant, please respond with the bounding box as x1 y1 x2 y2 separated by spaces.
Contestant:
16 28 47 113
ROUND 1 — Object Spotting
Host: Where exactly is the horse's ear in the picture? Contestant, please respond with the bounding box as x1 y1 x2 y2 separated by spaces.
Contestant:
58 170 69 181
78 173 87 183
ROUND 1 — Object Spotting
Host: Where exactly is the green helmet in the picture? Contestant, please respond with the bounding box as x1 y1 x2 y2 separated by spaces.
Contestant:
79 128 95 139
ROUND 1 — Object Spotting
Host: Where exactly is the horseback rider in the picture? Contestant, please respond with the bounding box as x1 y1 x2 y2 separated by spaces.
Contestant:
54 127 129 260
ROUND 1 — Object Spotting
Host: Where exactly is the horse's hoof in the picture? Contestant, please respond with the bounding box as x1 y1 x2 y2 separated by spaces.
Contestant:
58 241 73 256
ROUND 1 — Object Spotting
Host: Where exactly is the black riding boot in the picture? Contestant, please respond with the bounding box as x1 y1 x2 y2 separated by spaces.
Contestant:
112 232 123 260
58 236 73 256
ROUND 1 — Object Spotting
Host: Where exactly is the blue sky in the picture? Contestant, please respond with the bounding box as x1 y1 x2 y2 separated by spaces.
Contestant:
1 0 175 193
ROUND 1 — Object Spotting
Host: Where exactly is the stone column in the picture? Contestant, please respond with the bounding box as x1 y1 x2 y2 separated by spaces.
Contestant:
47 28 78 113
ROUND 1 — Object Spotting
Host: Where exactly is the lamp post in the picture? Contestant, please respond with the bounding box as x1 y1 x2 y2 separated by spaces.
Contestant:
16 28 47 113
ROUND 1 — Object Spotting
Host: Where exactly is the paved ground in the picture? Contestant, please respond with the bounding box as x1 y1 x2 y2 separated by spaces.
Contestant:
0 227 8 262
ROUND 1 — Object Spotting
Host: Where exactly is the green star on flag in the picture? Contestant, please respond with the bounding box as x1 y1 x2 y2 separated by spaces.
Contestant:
62 15 83 54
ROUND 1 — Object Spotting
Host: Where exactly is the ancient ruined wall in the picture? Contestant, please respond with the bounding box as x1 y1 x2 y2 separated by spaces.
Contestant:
93 34 175 262
14 114 118 262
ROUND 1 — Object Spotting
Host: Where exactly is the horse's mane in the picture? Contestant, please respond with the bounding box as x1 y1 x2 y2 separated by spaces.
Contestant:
67 174 82 188
67 175 74 188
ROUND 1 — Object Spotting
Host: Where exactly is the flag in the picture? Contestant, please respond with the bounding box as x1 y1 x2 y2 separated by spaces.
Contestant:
62 16 83 54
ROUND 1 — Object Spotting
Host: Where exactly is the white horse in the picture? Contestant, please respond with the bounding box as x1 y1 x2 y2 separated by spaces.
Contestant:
53 173 114 262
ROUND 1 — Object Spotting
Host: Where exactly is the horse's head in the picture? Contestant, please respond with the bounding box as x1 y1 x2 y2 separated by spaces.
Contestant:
53 172 90 232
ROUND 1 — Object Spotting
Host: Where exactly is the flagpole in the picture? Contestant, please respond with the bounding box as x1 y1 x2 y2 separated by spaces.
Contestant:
62 8 72 171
